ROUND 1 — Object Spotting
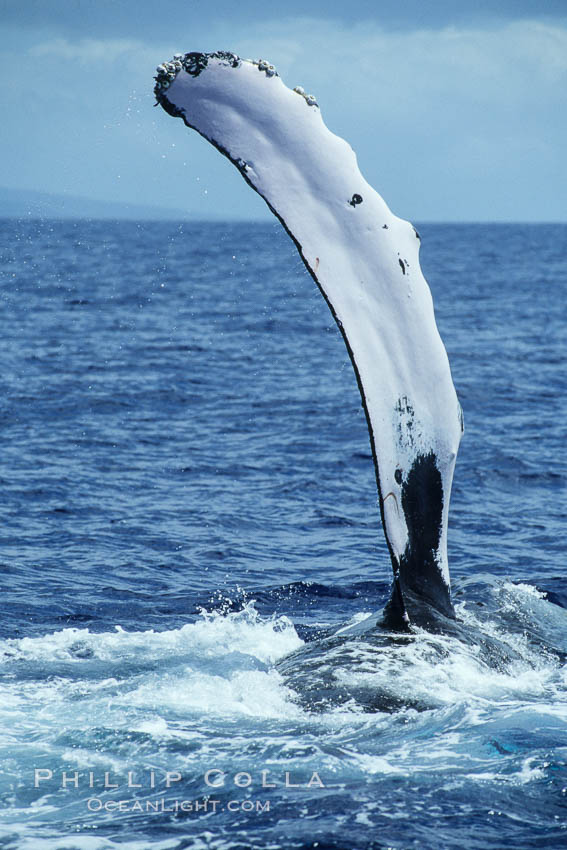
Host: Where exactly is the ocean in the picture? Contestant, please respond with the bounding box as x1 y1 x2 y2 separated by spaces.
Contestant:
0 218 566 849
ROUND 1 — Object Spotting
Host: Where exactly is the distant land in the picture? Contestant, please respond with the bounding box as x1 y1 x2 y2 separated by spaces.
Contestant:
0 186 195 220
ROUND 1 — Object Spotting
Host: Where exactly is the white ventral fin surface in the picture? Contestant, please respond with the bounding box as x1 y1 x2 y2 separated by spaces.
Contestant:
155 52 463 622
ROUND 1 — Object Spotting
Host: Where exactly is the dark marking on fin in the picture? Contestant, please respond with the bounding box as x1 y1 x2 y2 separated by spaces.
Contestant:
212 51 241 68
382 491 399 514
182 52 210 77
158 95 185 118
382 224 389 229
349 194 363 207
398 258 406 274
397 452 454 619
182 51 240 77
458 403 465 434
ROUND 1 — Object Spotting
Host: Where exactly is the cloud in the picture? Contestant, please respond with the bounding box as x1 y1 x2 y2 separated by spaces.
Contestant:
26 36 181 77
228 17 567 108
22 19 567 108
29 37 143 64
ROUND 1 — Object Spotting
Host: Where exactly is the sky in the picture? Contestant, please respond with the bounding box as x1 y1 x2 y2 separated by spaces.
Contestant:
2 0 566 221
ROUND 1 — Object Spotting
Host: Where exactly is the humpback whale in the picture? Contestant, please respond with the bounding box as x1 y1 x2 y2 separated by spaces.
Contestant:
154 51 464 634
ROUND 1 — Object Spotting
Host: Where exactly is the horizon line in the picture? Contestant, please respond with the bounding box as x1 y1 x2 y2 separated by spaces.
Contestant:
1 215 566 225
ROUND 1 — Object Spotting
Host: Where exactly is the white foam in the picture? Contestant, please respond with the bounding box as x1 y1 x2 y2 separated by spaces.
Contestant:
330 621 565 713
0 602 301 667
502 581 547 600
125 667 300 719
8 835 181 850
466 757 546 785
0 604 305 779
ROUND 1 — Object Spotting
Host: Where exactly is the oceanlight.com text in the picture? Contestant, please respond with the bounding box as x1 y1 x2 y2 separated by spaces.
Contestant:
86 797 270 814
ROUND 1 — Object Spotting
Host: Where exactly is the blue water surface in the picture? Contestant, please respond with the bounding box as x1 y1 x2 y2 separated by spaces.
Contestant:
0 219 566 849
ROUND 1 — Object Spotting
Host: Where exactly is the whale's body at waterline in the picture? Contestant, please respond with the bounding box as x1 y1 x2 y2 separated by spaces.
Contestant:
155 52 464 635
